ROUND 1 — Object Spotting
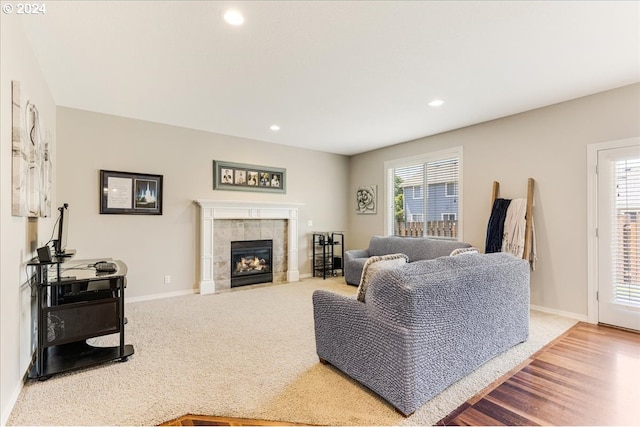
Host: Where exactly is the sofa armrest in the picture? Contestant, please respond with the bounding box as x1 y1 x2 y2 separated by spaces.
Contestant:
312 289 415 414
344 249 369 261
344 250 370 285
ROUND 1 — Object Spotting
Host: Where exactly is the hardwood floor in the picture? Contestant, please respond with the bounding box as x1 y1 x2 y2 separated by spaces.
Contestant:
437 322 640 426
160 323 639 426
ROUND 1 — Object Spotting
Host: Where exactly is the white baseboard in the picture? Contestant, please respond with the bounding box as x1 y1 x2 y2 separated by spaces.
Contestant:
2 379 24 426
530 304 590 323
126 289 196 304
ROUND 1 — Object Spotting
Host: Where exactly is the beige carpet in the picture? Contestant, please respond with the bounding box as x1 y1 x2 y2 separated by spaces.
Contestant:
8 277 577 426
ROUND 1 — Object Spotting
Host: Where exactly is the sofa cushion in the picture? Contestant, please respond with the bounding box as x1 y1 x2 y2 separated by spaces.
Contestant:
356 253 409 302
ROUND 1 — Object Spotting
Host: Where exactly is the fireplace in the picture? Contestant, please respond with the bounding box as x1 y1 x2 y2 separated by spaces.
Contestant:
195 200 300 295
231 239 273 287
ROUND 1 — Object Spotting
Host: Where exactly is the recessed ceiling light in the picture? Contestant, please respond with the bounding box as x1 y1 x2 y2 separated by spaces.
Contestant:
428 99 445 107
223 10 244 26
270 125 280 131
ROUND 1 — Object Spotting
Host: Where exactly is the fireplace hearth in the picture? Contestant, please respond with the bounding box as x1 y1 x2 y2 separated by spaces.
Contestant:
231 240 273 287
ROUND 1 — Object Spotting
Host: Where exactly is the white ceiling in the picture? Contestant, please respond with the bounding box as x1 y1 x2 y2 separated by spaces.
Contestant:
20 1 640 156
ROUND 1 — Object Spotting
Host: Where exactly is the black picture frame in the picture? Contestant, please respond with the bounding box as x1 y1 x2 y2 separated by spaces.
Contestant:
100 170 163 215
213 161 286 194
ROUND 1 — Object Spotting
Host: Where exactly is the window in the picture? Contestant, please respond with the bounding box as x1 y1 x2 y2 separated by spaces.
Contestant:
612 158 640 307
413 186 423 199
445 182 457 197
384 147 463 240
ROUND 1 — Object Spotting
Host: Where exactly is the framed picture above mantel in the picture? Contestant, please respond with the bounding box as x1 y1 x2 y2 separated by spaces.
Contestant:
213 160 286 194
100 170 163 215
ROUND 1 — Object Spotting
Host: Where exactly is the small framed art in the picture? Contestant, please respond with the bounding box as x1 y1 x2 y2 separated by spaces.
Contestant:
356 185 377 214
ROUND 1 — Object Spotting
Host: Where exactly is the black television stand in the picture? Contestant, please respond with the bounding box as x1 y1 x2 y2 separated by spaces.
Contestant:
27 257 134 380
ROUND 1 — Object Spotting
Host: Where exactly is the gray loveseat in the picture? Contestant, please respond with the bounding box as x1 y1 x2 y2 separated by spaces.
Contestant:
313 252 530 416
344 235 471 285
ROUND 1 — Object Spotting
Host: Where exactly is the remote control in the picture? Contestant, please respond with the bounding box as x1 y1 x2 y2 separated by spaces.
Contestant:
95 262 117 273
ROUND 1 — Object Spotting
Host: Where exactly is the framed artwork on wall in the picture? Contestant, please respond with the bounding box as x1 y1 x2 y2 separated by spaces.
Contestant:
100 170 163 215
11 80 53 218
356 185 377 214
213 160 286 194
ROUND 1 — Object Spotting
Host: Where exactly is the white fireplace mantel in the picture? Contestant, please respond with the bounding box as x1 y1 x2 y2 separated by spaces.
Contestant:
194 200 302 295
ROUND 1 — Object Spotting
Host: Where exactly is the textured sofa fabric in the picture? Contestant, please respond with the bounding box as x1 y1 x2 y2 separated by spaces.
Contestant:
344 235 471 285
313 252 530 416
356 253 409 302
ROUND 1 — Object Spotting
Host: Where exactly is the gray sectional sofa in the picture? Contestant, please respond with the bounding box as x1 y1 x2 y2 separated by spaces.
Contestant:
313 252 530 416
344 235 471 285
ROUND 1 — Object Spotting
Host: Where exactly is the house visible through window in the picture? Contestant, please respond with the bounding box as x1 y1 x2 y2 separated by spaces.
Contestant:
384 147 462 240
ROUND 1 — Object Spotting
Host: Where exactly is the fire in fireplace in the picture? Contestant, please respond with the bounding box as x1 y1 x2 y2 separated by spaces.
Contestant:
230 239 273 287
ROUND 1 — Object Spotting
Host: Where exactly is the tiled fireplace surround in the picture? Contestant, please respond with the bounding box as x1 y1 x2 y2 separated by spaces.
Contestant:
195 200 301 295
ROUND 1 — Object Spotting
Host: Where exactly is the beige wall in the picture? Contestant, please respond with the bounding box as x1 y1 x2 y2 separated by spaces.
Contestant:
2 13 637 423
1 15 57 424
348 83 640 318
56 108 350 299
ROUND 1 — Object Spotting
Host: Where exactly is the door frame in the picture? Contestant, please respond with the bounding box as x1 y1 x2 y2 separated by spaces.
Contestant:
587 137 640 324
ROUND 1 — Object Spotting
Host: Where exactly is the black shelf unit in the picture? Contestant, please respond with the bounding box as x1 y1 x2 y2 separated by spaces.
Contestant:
312 231 344 279
27 257 134 380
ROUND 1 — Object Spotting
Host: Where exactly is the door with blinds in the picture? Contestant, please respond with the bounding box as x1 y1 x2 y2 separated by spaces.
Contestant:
597 144 640 331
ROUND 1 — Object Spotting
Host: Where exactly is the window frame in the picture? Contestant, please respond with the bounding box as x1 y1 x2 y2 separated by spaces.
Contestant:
384 146 463 240
445 181 457 197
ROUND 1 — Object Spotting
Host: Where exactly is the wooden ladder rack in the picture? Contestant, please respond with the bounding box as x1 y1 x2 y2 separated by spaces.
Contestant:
491 178 535 260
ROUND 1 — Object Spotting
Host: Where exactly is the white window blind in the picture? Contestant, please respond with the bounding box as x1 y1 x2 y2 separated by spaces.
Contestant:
612 158 640 306
384 148 462 240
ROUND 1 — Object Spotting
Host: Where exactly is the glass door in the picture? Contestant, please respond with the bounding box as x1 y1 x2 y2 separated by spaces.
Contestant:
597 145 640 330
